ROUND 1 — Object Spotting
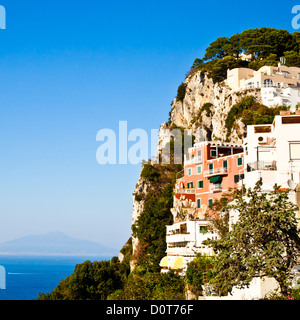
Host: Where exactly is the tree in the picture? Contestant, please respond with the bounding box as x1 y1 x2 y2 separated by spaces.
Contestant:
204 37 229 61
109 271 185 300
37 260 125 300
186 254 216 297
208 179 300 297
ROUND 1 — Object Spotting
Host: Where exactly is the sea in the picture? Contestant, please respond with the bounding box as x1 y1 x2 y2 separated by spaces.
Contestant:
0 255 110 300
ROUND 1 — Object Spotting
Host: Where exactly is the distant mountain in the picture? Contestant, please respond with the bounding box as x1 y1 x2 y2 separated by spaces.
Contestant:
0 232 118 257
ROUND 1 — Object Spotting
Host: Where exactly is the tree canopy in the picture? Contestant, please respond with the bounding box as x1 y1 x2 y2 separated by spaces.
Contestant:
207 179 300 297
190 28 300 82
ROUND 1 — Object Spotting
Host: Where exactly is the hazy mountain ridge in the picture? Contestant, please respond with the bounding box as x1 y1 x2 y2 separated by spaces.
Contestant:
0 232 118 256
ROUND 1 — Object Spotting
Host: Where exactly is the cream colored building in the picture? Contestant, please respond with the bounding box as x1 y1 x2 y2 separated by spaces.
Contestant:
226 65 300 91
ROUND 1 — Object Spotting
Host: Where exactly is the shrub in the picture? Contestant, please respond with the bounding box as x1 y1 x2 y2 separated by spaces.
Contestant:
176 83 187 101
141 164 159 182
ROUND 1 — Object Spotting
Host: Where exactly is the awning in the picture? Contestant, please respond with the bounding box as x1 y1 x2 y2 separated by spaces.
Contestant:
172 257 183 270
159 256 169 268
210 175 222 183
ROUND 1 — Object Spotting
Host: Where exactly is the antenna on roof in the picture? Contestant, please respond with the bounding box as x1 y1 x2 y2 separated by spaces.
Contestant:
280 57 286 65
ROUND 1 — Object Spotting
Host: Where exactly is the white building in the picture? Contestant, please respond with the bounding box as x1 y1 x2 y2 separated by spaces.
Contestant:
261 86 300 111
161 219 217 274
243 112 300 191
226 64 300 111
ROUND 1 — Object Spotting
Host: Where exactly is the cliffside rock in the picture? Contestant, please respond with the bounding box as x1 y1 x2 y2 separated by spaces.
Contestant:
129 70 262 269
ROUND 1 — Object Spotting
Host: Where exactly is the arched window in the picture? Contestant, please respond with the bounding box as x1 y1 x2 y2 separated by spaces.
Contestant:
264 79 273 88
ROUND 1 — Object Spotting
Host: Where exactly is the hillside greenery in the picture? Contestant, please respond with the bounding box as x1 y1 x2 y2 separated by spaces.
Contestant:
189 28 300 82
225 96 289 138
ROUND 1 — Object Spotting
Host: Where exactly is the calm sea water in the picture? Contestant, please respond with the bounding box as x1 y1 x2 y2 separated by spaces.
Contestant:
0 255 110 300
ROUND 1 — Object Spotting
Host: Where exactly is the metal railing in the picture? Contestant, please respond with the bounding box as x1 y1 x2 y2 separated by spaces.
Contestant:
203 167 229 177
247 161 277 172
174 188 196 194
209 184 223 192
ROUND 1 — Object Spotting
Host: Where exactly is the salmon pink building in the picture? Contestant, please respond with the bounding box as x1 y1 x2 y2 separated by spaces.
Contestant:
175 141 245 213
160 141 245 274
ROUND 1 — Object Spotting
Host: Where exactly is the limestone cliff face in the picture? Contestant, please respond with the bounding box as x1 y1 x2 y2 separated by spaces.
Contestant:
161 70 262 148
129 70 262 268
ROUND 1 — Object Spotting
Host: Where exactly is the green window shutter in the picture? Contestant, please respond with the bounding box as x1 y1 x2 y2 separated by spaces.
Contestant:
188 168 192 176
208 199 213 207
237 157 243 166
197 180 203 188
197 198 201 208
197 166 202 174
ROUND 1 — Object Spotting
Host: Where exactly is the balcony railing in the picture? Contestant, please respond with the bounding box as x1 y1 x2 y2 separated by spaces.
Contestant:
184 157 202 165
174 188 196 194
209 184 223 192
203 167 229 177
247 161 277 172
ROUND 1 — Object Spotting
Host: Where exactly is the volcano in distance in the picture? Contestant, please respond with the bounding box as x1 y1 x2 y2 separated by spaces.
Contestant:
0 232 118 257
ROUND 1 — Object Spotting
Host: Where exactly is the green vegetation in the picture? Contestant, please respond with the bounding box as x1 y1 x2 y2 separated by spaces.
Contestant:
225 96 288 138
132 183 174 271
140 163 159 182
189 28 300 82
37 259 128 300
186 254 216 298
206 179 300 297
108 270 185 300
176 82 187 101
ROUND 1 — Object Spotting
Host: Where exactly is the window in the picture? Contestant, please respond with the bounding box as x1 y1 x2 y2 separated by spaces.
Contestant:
290 143 300 160
211 149 217 157
223 160 228 172
264 79 273 88
187 182 193 188
197 198 201 208
237 157 243 166
188 168 192 176
197 180 203 189
197 165 202 174
208 199 213 207
197 150 202 162
209 163 214 174
199 226 207 234
234 174 244 183
282 71 289 78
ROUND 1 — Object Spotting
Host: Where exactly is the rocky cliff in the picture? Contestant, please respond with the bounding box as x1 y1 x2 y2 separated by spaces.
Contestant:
129 69 262 269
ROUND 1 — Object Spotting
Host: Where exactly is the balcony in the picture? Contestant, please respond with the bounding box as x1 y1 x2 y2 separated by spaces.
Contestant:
203 167 229 177
184 157 202 166
247 161 277 172
166 233 194 243
174 188 196 194
209 184 223 192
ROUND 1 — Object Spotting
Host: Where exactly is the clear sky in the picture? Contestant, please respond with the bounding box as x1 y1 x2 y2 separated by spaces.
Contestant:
0 0 297 249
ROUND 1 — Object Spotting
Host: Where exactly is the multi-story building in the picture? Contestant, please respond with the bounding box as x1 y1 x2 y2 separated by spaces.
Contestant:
226 65 300 110
230 111 300 227
226 65 300 91
160 141 245 273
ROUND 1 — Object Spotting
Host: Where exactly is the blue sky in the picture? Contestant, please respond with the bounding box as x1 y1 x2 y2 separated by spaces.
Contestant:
0 0 297 249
